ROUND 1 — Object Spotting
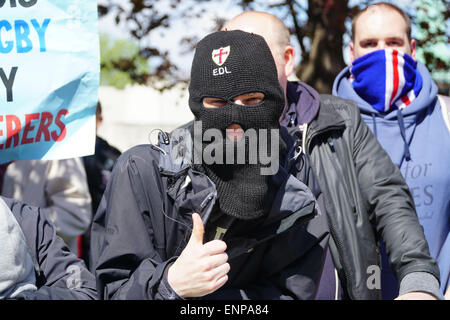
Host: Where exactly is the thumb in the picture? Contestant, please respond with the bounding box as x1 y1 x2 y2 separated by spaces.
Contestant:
188 213 204 245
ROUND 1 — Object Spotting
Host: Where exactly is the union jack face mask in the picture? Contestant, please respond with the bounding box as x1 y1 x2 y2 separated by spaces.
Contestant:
350 48 423 113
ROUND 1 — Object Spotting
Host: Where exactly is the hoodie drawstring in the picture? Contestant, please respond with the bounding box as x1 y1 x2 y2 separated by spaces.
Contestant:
396 109 411 161
371 113 378 138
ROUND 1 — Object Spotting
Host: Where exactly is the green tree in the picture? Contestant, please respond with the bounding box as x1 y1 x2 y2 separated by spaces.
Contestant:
414 0 450 94
98 0 201 90
98 0 449 94
100 34 151 89
233 0 365 93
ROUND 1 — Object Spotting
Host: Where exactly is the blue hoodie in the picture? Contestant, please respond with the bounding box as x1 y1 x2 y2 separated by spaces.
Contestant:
333 61 450 297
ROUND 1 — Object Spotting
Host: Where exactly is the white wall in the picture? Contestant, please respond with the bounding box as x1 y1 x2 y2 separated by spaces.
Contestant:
97 84 194 152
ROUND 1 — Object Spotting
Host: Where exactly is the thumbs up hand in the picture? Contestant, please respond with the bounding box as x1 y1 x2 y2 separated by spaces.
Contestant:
188 211 206 245
167 213 230 298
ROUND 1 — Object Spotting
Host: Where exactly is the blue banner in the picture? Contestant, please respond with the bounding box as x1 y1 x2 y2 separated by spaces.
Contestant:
0 0 99 163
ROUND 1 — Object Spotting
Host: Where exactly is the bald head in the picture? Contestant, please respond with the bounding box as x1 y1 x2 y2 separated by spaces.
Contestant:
223 11 290 60
222 11 295 107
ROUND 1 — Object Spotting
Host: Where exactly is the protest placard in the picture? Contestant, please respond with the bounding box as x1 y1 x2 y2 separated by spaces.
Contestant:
0 0 99 163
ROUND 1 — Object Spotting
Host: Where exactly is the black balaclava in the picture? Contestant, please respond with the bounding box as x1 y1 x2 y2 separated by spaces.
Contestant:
189 30 286 220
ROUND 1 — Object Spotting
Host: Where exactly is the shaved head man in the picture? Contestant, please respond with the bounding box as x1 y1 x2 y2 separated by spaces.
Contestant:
220 10 442 300
222 11 294 115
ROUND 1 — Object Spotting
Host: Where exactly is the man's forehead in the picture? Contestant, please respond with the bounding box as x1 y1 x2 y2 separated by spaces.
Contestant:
355 7 408 39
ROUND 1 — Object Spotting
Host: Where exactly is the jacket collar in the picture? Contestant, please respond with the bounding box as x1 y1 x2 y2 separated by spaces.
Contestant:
282 81 346 154
282 81 320 127
307 94 346 135
155 125 317 229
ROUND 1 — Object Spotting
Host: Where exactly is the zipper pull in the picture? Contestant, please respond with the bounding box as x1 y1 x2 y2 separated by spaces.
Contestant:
327 137 335 153
299 123 308 155
290 113 297 127
299 123 307 133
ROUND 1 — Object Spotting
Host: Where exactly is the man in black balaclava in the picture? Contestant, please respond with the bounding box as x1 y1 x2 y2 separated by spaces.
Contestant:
90 30 329 301
188 30 286 221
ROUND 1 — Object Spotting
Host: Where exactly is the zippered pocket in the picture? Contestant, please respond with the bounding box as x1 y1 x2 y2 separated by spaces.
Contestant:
326 136 357 219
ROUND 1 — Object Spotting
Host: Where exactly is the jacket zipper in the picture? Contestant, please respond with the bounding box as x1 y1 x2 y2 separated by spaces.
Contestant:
325 213 352 299
304 124 354 299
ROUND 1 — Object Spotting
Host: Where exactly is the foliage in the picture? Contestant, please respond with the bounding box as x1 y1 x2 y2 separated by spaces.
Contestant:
98 0 449 93
414 0 450 89
100 34 150 89
97 0 206 90
231 0 364 93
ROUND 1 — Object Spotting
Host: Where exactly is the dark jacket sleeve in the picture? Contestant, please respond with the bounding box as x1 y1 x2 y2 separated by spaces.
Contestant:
90 146 181 300
4 197 98 300
349 103 441 283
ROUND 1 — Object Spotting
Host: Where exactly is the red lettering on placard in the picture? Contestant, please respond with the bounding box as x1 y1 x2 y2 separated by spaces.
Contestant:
51 109 68 141
0 109 71 149
21 112 39 145
35 111 53 142
5 114 21 149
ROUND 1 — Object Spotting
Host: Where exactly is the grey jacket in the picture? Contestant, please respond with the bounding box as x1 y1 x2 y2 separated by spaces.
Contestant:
3 196 97 300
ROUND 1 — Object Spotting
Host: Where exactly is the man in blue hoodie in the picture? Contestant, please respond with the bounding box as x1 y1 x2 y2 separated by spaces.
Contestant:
332 2 449 298
223 10 442 300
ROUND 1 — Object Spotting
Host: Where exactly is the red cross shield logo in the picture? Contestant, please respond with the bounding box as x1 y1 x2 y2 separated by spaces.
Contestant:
212 46 230 66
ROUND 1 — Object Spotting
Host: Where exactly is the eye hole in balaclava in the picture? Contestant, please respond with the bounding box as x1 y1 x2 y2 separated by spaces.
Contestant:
188 30 286 220
202 92 265 110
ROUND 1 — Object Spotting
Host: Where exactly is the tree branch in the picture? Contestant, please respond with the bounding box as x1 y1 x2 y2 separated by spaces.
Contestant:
286 0 307 57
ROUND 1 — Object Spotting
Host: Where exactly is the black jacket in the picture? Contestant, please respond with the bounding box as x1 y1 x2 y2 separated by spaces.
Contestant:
83 135 122 214
82 135 121 269
90 127 330 300
3 197 97 300
284 81 440 299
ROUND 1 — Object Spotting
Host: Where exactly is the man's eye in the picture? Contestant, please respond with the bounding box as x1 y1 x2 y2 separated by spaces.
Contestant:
203 98 227 108
387 41 402 46
211 100 227 107
246 97 263 104
361 41 377 47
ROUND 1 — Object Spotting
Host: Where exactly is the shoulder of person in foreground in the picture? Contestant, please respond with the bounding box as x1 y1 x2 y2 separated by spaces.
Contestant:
3 196 98 300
